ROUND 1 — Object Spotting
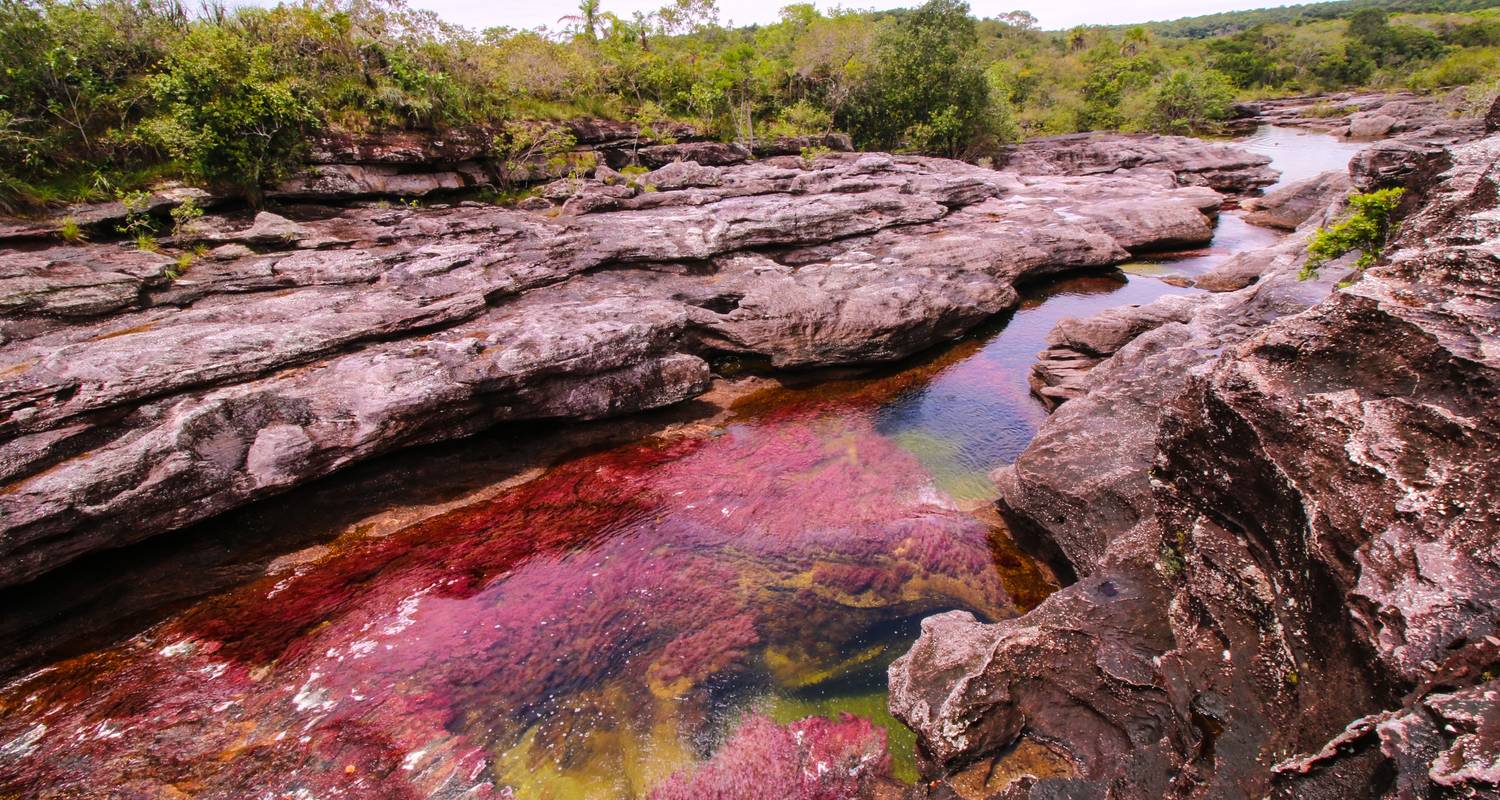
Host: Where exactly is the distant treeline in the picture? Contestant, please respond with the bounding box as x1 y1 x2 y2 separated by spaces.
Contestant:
1 0 1497 211
1135 0 1500 38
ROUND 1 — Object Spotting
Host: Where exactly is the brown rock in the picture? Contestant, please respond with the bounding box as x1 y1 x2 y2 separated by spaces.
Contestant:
1001 132 1279 193
891 121 1500 800
1242 169 1351 230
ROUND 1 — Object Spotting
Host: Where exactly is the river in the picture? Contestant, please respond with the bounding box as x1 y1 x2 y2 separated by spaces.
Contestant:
0 127 1365 799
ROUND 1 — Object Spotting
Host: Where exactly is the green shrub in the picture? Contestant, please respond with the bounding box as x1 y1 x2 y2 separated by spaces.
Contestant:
1140 68 1238 134
142 25 315 203
58 216 85 243
1301 188 1405 280
116 189 157 249
169 195 204 238
492 121 578 186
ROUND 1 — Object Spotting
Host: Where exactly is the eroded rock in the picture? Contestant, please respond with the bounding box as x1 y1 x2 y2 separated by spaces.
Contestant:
1242 169 1351 230
892 118 1500 800
0 143 1253 586
1001 133 1278 193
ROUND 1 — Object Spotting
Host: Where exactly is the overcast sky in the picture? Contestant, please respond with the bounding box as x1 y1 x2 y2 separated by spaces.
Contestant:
261 1 1299 33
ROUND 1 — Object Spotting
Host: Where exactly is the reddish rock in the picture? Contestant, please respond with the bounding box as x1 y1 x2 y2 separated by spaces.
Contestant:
893 127 1500 798
1242 169 1351 230
1000 132 1279 193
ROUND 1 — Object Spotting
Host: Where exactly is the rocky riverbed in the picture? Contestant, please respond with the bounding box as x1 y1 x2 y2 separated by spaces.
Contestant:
890 100 1500 799
2 95 1497 800
0 134 1274 589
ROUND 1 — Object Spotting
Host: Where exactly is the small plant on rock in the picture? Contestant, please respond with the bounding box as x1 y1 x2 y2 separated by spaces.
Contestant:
58 216 85 243
169 196 204 238
117 190 159 251
492 121 578 188
1300 188 1405 280
164 251 194 280
799 145 832 167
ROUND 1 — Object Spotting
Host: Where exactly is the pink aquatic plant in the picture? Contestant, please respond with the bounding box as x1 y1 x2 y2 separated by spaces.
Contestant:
649 713 893 800
0 396 1042 797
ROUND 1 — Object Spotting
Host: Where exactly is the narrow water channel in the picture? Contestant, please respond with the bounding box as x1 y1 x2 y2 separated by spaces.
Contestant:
0 128 1363 799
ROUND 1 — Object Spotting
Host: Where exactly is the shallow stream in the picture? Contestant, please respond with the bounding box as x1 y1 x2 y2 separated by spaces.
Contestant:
0 127 1365 798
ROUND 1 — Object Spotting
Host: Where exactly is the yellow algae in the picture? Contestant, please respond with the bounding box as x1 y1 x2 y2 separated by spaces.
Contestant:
490 687 694 800
945 737 1076 798
764 641 888 691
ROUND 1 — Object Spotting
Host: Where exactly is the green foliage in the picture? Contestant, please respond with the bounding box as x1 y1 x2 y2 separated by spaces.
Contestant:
492 121 579 185
841 0 1001 156
1301 188 1406 279
767 99 833 137
168 195 203 238
115 189 156 246
0 0 1495 209
164 250 193 280
1131 0 1500 39
1143 69 1238 134
141 24 315 202
57 216 84 242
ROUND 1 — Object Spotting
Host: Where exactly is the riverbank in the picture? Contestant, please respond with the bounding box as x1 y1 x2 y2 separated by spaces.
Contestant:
0 124 1344 798
891 97 1500 800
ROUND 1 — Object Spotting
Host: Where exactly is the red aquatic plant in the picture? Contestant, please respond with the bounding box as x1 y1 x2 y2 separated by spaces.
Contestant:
0 403 1036 798
649 713 892 800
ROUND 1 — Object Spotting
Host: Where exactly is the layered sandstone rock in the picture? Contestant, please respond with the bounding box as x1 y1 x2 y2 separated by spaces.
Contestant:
1244 91 1467 137
1000 132 1279 193
1242 168 1352 230
890 110 1500 799
0 146 1247 587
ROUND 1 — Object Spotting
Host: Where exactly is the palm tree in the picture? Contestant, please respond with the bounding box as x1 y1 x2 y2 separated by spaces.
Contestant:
558 0 602 42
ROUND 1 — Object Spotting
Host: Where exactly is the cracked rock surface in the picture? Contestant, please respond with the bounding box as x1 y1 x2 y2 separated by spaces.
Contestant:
890 108 1500 798
0 146 1250 587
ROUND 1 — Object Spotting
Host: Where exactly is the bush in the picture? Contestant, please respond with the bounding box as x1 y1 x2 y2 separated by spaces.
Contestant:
1141 69 1237 135
1301 188 1405 279
141 25 315 202
841 0 997 155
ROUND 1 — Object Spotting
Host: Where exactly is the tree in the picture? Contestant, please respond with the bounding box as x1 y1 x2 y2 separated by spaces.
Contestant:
792 12 876 127
842 0 995 156
1141 68 1236 135
558 0 602 43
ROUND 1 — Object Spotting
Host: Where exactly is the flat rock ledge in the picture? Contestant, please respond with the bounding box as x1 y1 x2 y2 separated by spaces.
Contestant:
0 142 1255 588
890 109 1500 798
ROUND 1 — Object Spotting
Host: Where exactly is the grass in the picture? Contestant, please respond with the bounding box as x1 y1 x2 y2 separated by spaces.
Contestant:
57 216 85 243
163 251 193 280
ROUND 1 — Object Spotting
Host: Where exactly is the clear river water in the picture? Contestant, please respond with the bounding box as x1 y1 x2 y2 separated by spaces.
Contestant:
0 127 1366 799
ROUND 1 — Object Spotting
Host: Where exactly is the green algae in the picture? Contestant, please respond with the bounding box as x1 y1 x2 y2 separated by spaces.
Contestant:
889 429 998 503
764 690 920 784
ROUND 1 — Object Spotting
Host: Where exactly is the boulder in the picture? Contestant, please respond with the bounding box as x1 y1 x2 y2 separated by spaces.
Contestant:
635 141 752 168
751 133 855 157
1348 112 1401 138
1349 139 1450 191
1242 169 1351 230
271 164 472 200
1001 132 1278 193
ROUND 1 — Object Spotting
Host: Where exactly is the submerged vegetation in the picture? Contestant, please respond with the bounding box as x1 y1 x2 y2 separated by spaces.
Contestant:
0 0 1498 209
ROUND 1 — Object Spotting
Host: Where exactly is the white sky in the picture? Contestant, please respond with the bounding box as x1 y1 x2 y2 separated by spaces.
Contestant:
242 1 1302 33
